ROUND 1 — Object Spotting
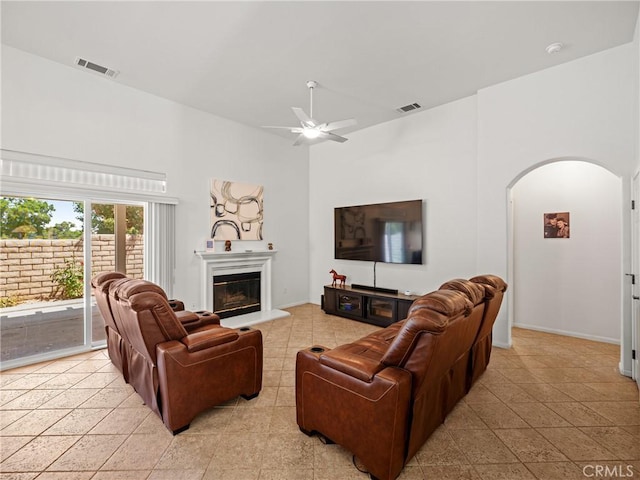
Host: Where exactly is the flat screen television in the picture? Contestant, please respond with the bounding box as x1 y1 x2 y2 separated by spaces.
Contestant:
334 199 423 264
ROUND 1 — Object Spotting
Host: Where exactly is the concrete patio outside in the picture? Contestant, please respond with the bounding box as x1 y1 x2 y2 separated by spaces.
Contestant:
0 299 106 365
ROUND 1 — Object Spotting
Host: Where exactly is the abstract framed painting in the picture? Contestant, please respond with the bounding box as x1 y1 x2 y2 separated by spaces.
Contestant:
210 179 263 240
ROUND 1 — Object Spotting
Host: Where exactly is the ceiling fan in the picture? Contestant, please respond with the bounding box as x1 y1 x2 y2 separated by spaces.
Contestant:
263 80 357 146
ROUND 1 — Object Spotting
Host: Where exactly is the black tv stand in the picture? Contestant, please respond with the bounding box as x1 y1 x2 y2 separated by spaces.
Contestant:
351 284 399 295
323 284 419 327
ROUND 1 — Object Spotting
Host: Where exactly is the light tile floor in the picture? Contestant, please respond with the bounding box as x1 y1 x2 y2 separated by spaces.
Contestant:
1 304 638 479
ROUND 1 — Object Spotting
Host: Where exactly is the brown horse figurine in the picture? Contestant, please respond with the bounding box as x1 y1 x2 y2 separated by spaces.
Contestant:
330 269 346 287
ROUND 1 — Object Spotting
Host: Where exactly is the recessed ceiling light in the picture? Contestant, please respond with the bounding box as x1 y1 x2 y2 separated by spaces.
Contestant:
545 42 563 54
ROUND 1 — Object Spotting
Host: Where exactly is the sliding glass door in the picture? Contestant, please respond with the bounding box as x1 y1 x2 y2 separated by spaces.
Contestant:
1 196 86 364
0 196 144 367
1 148 174 370
89 202 144 345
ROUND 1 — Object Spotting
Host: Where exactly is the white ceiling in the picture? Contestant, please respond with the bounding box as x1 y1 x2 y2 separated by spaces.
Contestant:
2 1 638 142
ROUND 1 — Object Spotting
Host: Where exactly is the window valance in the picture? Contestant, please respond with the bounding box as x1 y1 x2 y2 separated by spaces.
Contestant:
0 149 177 204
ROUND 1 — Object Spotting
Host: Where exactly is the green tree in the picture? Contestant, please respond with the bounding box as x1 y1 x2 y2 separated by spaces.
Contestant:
48 221 83 239
73 203 143 234
0 197 54 238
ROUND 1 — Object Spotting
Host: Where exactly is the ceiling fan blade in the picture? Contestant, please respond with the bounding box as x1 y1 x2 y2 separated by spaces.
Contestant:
293 134 307 146
262 126 304 137
320 118 357 132
267 82 353 146
291 107 317 128
317 131 349 143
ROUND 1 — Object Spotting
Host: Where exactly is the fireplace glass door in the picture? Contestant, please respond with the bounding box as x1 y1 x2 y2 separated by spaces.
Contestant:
213 272 261 318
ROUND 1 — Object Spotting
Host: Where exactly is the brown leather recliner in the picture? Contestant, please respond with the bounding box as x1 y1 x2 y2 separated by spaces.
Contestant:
91 271 128 379
108 278 263 433
296 288 478 480
92 272 222 381
296 275 507 480
468 274 508 389
436 279 487 415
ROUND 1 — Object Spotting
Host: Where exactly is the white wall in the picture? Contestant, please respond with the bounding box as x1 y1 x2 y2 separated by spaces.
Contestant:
310 43 635 364
512 161 622 343
309 96 479 302
1 46 310 310
478 43 635 360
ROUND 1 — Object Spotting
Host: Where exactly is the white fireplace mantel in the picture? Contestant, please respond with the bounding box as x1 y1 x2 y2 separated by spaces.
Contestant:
194 249 289 328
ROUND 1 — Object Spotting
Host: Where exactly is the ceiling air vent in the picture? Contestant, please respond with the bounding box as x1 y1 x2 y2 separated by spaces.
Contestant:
397 102 422 113
74 57 119 78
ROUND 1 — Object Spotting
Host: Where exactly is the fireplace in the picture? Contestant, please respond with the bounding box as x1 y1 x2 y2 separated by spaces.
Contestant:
195 249 290 328
213 272 261 318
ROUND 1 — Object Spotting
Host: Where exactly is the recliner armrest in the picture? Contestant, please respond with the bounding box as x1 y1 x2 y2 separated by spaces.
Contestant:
319 349 385 382
175 310 221 333
167 299 185 311
176 310 200 325
296 347 412 480
194 310 221 326
182 329 239 353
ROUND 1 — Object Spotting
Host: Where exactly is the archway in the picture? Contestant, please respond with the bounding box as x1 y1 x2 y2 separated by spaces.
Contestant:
506 158 628 373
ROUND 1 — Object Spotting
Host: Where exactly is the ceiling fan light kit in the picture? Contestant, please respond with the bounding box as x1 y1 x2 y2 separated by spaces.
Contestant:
302 127 321 139
262 80 356 146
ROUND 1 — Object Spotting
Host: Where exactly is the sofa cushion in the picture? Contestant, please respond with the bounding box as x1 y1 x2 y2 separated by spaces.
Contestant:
381 307 449 368
470 274 507 293
439 279 485 305
117 279 168 300
407 289 472 317
91 271 127 289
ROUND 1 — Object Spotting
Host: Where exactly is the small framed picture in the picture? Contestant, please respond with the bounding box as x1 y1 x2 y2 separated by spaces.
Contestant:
544 212 570 238
206 239 215 251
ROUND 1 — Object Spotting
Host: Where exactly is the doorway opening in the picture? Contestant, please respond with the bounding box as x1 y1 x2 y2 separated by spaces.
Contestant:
507 159 629 375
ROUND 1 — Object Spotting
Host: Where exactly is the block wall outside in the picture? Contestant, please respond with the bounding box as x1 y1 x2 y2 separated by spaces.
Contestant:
0 234 143 303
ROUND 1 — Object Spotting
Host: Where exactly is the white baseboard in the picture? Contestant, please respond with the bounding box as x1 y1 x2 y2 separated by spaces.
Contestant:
492 340 511 349
514 322 619 345
618 363 632 377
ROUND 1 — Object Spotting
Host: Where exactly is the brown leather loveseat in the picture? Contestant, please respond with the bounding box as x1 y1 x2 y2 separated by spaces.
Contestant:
295 275 507 480
92 273 263 434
